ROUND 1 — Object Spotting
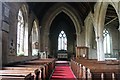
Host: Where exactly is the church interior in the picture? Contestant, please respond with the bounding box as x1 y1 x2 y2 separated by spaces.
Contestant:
0 1 120 80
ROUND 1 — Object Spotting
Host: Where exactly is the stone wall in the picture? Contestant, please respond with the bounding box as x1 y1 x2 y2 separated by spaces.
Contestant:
1 2 39 65
0 2 2 68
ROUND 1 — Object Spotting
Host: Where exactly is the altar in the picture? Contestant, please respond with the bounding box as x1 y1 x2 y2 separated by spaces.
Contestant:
57 50 68 59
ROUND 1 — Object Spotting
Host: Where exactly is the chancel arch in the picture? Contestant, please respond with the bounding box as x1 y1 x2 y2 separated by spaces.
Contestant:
49 12 76 59
17 4 28 56
41 3 82 56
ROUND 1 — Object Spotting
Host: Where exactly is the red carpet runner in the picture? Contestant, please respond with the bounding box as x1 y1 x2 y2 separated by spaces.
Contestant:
50 61 76 80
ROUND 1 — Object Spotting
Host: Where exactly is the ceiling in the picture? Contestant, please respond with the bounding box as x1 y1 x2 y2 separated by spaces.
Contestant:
105 4 119 29
27 2 96 25
27 2 119 28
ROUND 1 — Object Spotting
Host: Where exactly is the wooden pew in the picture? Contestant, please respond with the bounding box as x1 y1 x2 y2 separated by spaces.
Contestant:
14 64 45 80
82 66 86 79
114 73 120 80
71 58 120 80
2 66 42 80
0 76 25 80
0 70 35 80
1 58 55 80
23 58 55 79
91 72 104 80
87 68 92 80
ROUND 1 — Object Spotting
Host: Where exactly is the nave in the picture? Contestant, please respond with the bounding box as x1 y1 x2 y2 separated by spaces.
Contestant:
0 57 120 80
0 58 76 80
0 1 120 80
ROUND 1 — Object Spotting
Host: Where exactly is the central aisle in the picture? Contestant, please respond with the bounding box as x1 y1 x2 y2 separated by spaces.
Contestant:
50 61 76 80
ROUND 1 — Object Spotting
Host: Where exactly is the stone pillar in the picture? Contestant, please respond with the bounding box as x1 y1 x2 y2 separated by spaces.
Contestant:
118 4 120 31
118 2 120 60
85 25 93 47
118 2 120 31
93 2 107 61
0 2 2 68
76 33 80 58
28 35 32 58
76 33 81 46
43 32 49 58
96 36 105 61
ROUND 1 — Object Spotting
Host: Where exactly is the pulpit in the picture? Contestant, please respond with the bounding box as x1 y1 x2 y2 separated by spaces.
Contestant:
76 46 88 59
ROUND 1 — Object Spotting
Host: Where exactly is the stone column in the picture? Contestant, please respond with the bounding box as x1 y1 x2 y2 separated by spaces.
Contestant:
85 24 93 47
44 32 49 58
96 36 105 61
118 2 120 60
118 4 120 31
28 35 32 58
76 33 80 57
93 2 107 61
76 33 81 46
0 2 2 68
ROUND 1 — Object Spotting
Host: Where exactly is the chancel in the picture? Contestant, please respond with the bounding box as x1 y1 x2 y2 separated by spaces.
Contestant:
57 30 68 59
0 1 120 80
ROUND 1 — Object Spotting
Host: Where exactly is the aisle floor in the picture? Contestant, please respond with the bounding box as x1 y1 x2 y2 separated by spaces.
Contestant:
50 61 76 80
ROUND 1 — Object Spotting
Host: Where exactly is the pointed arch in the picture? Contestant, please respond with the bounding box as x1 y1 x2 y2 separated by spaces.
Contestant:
32 20 39 56
94 2 119 37
85 13 97 59
41 3 82 50
93 2 119 61
17 4 28 56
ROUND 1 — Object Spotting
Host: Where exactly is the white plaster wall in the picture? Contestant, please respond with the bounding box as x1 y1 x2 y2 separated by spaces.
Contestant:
89 49 97 59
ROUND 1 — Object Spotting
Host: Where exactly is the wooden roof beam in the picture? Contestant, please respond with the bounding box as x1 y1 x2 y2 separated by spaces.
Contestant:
105 17 118 26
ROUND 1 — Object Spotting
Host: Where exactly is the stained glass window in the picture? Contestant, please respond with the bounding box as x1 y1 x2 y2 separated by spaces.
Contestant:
58 31 67 50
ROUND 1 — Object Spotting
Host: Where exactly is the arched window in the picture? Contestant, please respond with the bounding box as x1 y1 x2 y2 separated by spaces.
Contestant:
103 29 111 55
17 8 28 56
58 31 67 50
32 20 39 56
